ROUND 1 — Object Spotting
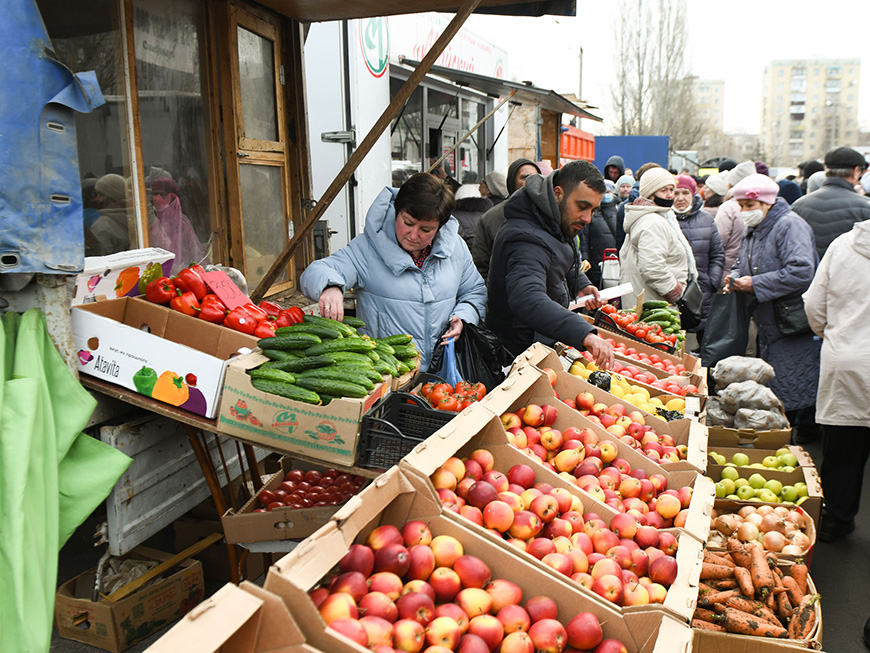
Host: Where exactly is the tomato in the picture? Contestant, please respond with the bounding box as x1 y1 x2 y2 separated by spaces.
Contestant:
684 384 699 394
274 490 289 503
472 382 486 401
277 481 296 494
625 323 639 335
319 477 333 488
432 383 453 395
421 382 436 398
437 395 460 412
601 304 617 315
429 387 450 406
649 354 662 364
285 469 305 484
266 501 285 511
258 489 277 506
304 470 323 485
455 380 474 394
635 328 646 339
626 348 638 356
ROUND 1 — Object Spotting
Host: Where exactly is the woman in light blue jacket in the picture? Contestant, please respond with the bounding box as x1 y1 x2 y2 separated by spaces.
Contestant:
300 173 487 371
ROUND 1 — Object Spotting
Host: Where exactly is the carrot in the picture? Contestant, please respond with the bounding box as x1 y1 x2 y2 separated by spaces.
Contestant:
733 566 755 597
748 545 775 596
698 582 714 594
701 562 736 580
717 607 790 638
787 594 819 640
707 578 738 590
693 619 727 632
772 574 793 621
694 607 718 623
723 595 782 626
698 588 741 607
790 560 809 596
781 576 804 606
704 550 736 567
726 538 752 568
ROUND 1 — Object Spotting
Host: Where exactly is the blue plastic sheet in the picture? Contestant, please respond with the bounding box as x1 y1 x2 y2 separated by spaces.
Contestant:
0 0 105 275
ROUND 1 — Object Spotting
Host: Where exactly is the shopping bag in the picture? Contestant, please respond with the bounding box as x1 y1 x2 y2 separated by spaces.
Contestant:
600 248 621 289
430 321 513 392
700 283 756 370
440 337 463 388
677 279 704 330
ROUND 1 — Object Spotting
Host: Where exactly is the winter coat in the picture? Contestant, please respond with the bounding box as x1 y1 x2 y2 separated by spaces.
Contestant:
732 198 820 412
790 176 870 260
619 200 694 310
603 155 625 181
486 172 595 357
299 187 487 371
715 198 746 273
803 221 870 426
676 195 726 325
453 196 493 252
579 199 618 288
615 182 641 249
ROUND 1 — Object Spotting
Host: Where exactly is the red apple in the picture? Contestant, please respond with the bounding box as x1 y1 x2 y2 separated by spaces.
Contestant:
500 630 535 653
526 537 557 560
466 481 499 510
396 591 435 625
591 574 624 604
430 535 464 568
359 591 398 622
374 543 411 577
402 520 433 547
542 552 573 576
483 500 515 532
329 617 369 647
456 587 493 619
402 580 436 602
339 543 375 577
319 592 358 624
565 612 603 650
648 555 678 587
454 555 491 589
508 510 543 540
429 567 462 603
406 544 436 582
525 595 558 623
528 618 568 653
331 571 368 602
425 616 462 649
485 578 523 612
467 614 504 651
366 524 404 551
393 618 425 652
434 602 469 634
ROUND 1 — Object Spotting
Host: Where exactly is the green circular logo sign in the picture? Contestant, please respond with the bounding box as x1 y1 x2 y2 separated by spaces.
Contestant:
360 17 389 78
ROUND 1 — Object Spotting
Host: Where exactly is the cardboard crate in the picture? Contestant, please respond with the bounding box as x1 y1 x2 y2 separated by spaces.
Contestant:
54 546 204 653
706 425 793 451
706 445 816 469
221 458 367 545
173 518 266 582
480 364 708 474
264 466 694 653
72 297 257 418
72 247 175 306
148 581 325 652
217 351 389 466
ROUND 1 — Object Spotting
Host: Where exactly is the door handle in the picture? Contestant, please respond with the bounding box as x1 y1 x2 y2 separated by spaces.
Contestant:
237 152 249 158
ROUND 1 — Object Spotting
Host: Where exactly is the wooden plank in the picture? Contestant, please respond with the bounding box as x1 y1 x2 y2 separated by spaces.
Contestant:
249 0 483 302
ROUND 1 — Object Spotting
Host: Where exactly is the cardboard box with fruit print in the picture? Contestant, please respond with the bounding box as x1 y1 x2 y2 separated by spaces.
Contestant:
72 297 257 417
72 247 176 306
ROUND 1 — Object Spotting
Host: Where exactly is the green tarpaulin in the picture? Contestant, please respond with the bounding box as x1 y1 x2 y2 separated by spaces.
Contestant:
0 309 132 652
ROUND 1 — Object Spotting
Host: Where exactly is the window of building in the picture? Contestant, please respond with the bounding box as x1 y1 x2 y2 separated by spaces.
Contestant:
777 82 784 90
825 79 841 92
792 67 806 77
778 69 784 76
390 80 424 187
849 94 855 101
458 98 485 185
827 66 842 77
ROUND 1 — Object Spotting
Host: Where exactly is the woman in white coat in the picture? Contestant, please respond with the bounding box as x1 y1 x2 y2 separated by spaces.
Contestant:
803 220 870 543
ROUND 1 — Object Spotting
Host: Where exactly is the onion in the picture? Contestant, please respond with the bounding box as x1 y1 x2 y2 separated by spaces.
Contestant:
786 510 808 530
715 515 740 536
790 532 811 550
737 522 760 542
762 530 786 552
761 513 788 535
746 512 764 528
774 506 790 517
738 506 757 519
757 505 774 517
781 544 803 555
784 521 798 535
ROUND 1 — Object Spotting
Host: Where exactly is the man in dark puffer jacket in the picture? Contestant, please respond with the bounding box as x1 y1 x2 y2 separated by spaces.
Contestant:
579 180 618 288
791 146 870 260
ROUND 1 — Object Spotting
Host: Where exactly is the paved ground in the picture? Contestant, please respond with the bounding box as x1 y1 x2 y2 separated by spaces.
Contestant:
51 437 868 652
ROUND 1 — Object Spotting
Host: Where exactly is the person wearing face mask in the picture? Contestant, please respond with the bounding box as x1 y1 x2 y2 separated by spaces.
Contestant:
723 174 821 443
578 179 618 288
672 175 725 348
619 168 698 311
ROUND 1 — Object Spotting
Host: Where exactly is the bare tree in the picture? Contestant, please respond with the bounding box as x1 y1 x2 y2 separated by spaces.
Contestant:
609 0 707 149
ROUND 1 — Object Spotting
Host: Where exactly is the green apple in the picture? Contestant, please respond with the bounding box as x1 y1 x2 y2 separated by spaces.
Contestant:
795 482 809 498
762 456 780 468
732 452 750 467
781 466 795 474
780 485 799 502
726 494 740 500
721 467 740 482
716 453 727 465
748 473 767 490
775 447 791 457
737 485 756 500
764 479 784 496
757 489 778 503
797 495 809 506
749 463 765 469
734 478 749 489
715 482 727 498
778 453 798 468
721 478 736 495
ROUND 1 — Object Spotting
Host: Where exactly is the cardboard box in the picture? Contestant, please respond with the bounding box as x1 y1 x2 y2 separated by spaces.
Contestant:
221 458 367 545
264 466 694 653
706 426 793 451
480 364 709 474
708 501 817 563
148 581 323 652
72 248 176 306
173 518 266 582
72 297 257 418
54 546 204 653
217 351 389 466
392 354 422 391
706 445 816 469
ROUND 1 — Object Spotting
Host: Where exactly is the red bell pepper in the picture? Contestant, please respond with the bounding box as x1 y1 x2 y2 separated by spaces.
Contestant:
258 300 284 320
271 310 293 328
145 277 177 304
170 291 201 317
253 321 278 338
240 302 268 322
224 306 257 334
174 266 208 301
284 306 305 325
198 294 227 324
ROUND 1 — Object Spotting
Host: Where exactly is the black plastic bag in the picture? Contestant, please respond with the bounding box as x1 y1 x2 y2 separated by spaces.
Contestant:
700 285 756 371
430 321 513 392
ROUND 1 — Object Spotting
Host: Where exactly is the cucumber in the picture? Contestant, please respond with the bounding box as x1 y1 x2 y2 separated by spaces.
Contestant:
640 310 675 324
302 314 356 337
326 352 377 367
366 351 380 363
258 333 322 350
396 360 411 375
642 300 670 311
373 359 398 377
336 364 383 384
297 367 376 391
259 355 335 373
304 337 377 357
377 349 402 370
248 368 297 384
260 348 300 361
374 341 396 356
377 334 413 346
342 316 366 329
250 378 321 404
294 377 369 398
276 323 343 340
390 344 419 361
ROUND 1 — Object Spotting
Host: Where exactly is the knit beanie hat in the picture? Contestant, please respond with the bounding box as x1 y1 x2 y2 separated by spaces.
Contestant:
616 174 635 189
675 174 697 195
777 179 802 205
151 177 179 195
727 161 756 188
807 170 826 193
639 167 675 199
604 180 617 193
704 172 729 196
95 174 128 202
484 171 508 198
718 159 737 172
454 184 481 201
731 173 780 205
754 161 770 177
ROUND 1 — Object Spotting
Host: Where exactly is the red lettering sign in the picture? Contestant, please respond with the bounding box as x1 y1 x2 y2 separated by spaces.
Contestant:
200 270 250 310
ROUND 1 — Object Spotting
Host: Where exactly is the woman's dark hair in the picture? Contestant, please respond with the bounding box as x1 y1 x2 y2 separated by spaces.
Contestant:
395 172 456 227
704 192 724 209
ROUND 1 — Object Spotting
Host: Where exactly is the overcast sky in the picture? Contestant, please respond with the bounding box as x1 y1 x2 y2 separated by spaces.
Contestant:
464 1 870 135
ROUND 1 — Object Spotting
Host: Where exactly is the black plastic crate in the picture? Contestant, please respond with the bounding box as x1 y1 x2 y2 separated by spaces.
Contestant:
357 391 455 470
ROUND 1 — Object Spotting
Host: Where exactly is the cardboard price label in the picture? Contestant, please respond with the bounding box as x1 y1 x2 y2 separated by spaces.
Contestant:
200 270 250 309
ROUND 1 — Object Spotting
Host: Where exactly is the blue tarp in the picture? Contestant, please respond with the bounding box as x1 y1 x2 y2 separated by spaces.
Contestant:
0 0 105 275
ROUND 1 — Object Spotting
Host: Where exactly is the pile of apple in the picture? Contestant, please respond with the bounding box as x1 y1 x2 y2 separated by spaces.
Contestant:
432 453 680 608
315 521 630 652
253 468 367 512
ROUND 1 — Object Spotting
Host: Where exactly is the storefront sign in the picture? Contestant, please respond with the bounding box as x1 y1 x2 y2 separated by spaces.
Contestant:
360 17 389 78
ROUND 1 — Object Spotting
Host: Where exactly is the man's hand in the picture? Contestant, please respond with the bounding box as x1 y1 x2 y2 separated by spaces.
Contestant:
441 315 464 344
578 284 604 310
663 281 683 303
582 332 614 370
721 275 732 293
732 276 754 293
318 286 344 322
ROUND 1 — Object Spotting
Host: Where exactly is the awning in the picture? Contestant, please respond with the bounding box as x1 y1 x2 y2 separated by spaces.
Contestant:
257 0 575 23
398 58 602 122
